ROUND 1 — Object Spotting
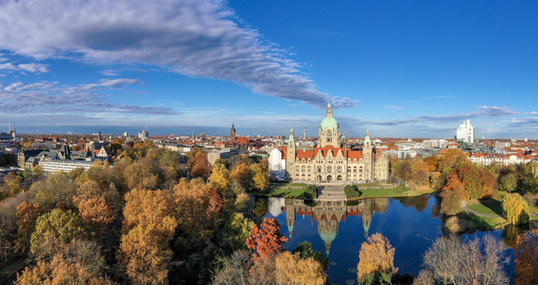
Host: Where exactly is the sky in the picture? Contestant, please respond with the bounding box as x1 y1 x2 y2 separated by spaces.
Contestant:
0 0 537 138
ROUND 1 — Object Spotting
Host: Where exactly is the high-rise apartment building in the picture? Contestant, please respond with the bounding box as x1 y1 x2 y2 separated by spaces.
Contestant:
457 120 474 144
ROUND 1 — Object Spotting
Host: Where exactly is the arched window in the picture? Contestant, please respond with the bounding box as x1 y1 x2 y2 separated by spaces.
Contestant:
327 175 332 181
353 166 357 173
347 167 351 173
337 166 342 173
307 166 312 172
302 174 305 177
318 167 322 173
301 166 305 172
296 166 299 172
317 175 322 181
337 175 342 181
327 166 332 173
359 166 363 173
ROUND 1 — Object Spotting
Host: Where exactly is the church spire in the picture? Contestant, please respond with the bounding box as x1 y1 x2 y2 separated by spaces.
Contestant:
325 99 333 118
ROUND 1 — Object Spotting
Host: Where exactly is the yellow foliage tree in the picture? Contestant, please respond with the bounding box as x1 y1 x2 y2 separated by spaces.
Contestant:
438 148 470 172
122 188 177 240
209 163 231 191
249 163 269 191
275 252 327 285
15 254 113 285
502 193 530 225
357 233 398 282
174 178 221 248
119 225 174 285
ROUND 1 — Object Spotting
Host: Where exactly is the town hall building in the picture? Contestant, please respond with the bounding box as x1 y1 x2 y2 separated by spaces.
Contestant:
269 101 389 183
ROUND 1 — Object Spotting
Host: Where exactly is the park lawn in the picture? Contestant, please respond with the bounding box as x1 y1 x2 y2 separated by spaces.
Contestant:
466 199 504 216
269 188 307 199
354 182 388 188
461 212 507 229
355 186 435 198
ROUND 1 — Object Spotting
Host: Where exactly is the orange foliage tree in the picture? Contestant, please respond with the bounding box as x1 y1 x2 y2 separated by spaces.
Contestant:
73 180 117 232
190 152 211 179
14 201 44 253
424 156 439 172
246 218 288 262
514 229 538 285
231 163 250 191
356 233 398 282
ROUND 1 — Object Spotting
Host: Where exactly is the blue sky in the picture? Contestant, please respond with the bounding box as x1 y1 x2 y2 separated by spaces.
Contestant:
0 0 537 138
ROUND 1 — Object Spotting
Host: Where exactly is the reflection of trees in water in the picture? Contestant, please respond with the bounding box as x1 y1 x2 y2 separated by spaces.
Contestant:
394 195 430 213
502 224 525 247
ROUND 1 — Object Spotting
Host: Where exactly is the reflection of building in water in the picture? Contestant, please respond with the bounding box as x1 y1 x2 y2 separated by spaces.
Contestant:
268 197 286 217
279 197 389 255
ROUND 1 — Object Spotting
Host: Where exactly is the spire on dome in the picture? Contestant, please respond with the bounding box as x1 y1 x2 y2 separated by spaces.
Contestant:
325 99 333 118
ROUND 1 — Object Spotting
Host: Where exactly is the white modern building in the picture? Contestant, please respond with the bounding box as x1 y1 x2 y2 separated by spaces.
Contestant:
39 159 93 174
457 120 475 144
268 147 286 181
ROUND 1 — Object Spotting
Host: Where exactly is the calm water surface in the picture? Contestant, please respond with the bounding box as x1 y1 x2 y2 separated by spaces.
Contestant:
262 194 534 285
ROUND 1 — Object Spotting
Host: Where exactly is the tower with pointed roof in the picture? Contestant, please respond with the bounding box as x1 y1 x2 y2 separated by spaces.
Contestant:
286 129 296 179
319 100 341 148
230 123 236 143
363 129 374 181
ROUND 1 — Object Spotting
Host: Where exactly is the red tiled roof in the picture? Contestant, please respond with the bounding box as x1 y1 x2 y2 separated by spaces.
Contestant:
235 137 249 145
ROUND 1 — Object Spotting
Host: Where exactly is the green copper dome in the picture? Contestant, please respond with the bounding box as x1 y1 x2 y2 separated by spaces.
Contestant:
320 116 339 130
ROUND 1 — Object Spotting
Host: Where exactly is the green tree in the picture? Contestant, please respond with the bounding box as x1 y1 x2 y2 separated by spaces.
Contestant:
499 173 517 192
32 172 79 211
30 209 93 260
224 213 255 251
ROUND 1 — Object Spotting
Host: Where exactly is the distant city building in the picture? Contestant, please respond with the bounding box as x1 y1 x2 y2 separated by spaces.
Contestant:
230 123 236 143
268 147 286 181
457 120 474 144
207 148 239 165
39 159 93 174
138 129 149 140
495 141 511 149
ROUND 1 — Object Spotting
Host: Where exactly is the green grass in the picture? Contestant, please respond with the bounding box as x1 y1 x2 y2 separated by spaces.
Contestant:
461 212 506 228
354 182 389 188
269 188 307 199
467 199 504 216
530 206 538 214
358 187 409 197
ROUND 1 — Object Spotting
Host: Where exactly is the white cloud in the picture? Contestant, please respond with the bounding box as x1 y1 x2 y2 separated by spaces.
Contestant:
0 62 49 73
0 80 172 115
0 0 357 109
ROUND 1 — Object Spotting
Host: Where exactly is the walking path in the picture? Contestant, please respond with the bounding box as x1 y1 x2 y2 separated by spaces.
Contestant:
317 184 347 201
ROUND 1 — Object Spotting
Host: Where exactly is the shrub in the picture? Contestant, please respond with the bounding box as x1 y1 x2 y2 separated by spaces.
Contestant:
304 185 318 200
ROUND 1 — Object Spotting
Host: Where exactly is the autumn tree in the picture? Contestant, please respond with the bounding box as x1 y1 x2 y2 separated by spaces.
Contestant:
275 251 327 285
14 201 44 253
394 160 412 184
500 173 517 192
190 152 211 180
291 241 329 273
73 180 118 232
457 165 483 199
514 229 538 285
479 167 496 197
356 233 398 283
174 178 221 250
231 163 250 191
30 209 93 260
122 188 177 237
424 156 439 172
502 193 530 225
31 172 79 210
211 249 253 285
224 213 255 250
246 218 288 262
249 163 269 191
422 234 509 285
15 253 113 285
123 158 161 190
438 148 470 172
119 225 174 285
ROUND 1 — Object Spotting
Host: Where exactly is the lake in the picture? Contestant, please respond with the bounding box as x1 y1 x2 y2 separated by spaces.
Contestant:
262 194 536 285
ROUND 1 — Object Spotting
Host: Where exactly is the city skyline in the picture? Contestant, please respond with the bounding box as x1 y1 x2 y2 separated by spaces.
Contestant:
1 1 537 138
